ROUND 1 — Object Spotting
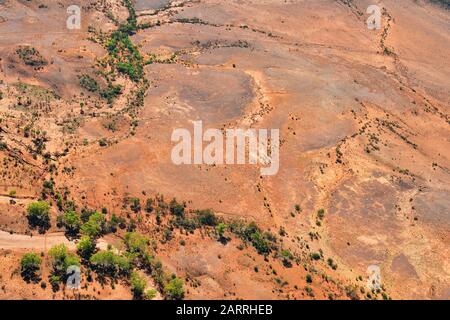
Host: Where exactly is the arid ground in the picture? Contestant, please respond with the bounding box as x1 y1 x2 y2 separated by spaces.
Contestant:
0 0 449 300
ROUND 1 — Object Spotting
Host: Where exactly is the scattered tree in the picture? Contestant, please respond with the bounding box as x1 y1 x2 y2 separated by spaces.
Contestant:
144 289 157 300
164 277 184 300
130 271 147 299
90 250 130 279
48 244 80 280
77 236 96 260
27 201 50 232
59 210 81 236
20 252 42 282
80 211 105 238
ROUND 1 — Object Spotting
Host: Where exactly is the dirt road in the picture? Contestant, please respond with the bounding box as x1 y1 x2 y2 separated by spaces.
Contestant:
0 230 111 251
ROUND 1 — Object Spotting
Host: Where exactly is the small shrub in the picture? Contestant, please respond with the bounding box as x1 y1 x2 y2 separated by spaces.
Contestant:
196 209 217 226
130 197 141 213
98 138 108 147
145 198 154 213
169 198 185 217
310 252 321 261
317 209 325 220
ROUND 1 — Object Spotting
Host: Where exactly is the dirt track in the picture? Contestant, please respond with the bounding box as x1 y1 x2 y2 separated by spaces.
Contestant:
0 230 111 251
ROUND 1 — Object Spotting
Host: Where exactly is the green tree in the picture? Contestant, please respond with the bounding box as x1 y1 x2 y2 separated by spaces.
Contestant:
20 252 42 282
250 231 271 255
60 210 81 235
124 232 148 256
144 289 157 300
77 236 96 259
50 275 61 291
216 223 228 237
130 271 147 299
216 223 228 244
48 244 80 276
27 201 50 231
90 250 130 278
164 277 184 300
80 211 105 238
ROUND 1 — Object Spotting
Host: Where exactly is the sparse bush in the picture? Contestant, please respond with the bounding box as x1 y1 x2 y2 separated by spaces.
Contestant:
107 213 126 232
16 46 47 68
281 249 293 268
98 138 108 147
50 275 61 291
230 221 276 256
250 231 271 255
327 258 338 270
305 286 314 297
130 197 141 213
80 208 95 223
99 83 122 104
79 74 99 92
169 198 184 217
145 198 154 213
196 209 217 226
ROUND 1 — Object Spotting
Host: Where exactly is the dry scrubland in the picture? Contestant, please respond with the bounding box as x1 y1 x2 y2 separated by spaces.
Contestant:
0 0 449 300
